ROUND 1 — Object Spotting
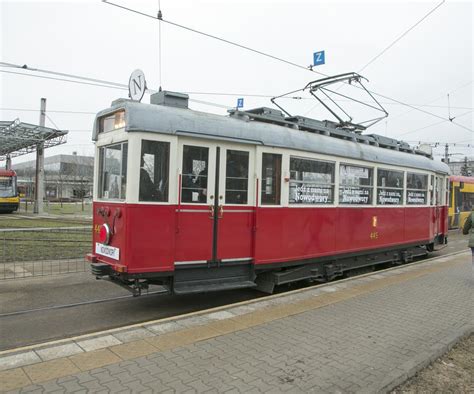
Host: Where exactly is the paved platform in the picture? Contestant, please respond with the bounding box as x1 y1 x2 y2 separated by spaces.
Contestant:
1 251 472 393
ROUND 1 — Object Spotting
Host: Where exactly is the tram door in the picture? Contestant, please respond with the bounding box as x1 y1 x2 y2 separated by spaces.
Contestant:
431 176 444 237
215 144 255 263
176 141 255 264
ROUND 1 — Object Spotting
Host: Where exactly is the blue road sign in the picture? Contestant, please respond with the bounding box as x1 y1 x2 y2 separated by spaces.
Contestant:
313 50 325 66
237 98 244 108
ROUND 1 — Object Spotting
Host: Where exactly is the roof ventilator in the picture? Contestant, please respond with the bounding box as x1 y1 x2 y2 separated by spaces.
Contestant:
151 90 189 109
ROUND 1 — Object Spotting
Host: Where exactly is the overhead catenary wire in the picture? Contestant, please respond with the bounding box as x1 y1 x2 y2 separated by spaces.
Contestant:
0 67 231 111
387 80 473 121
0 107 96 114
0 61 125 88
185 93 473 110
396 110 473 137
411 143 473 149
44 113 61 130
358 0 446 72
101 0 472 134
2 62 472 140
2 63 472 114
0 69 125 91
1 6 470 134
101 0 318 76
158 0 163 90
320 0 447 116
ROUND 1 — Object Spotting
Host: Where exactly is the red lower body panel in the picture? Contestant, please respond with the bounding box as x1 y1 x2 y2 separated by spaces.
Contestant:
92 203 447 274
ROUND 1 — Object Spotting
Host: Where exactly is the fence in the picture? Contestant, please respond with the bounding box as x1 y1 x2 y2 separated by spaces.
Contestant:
17 200 93 217
0 226 91 280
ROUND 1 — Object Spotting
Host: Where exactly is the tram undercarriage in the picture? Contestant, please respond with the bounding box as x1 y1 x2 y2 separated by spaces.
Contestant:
92 236 447 296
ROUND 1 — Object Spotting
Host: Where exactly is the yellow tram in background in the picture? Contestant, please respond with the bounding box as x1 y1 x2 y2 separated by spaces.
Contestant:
448 175 474 229
0 169 19 213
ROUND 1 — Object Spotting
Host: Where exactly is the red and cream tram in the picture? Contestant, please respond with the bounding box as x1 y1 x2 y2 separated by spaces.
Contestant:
88 91 449 295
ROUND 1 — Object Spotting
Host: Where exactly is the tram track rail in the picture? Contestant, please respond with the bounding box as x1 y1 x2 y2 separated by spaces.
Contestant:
0 290 168 319
0 248 465 321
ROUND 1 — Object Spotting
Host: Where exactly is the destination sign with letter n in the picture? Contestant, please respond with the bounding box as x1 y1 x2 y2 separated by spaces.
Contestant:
128 69 147 102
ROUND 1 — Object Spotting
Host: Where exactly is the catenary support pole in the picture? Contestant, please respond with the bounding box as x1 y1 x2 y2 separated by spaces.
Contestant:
34 98 46 214
5 155 11 170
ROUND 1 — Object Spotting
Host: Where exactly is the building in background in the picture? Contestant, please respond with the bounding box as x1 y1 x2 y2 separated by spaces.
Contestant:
448 158 473 177
14 153 94 201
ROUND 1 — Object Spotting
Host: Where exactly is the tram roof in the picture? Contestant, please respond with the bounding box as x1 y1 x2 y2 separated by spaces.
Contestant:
450 175 474 183
0 169 16 176
93 99 450 175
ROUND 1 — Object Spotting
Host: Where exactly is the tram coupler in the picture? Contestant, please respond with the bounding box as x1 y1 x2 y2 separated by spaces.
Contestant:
131 279 149 297
98 275 150 297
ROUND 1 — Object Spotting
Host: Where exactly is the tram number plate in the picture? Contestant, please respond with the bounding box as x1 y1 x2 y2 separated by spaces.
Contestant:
95 243 120 260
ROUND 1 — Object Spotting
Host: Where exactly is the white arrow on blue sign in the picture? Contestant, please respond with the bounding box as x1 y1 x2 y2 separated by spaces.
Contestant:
313 50 325 66
237 98 244 108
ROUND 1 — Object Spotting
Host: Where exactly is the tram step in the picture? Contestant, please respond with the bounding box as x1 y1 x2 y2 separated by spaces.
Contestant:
173 280 256 295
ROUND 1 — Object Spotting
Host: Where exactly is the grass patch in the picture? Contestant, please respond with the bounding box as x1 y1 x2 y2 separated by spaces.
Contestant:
1 227 91 262
17 201 93 216
0 217 91 229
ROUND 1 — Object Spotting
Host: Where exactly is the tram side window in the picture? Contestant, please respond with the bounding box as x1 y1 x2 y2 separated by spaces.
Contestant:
430 175 435 206
139 140 170 202
225 150 249 204
289 157 335 204
436 176 443 205
339 164 373 205
261 153 282 205
0 176 15 198
406 172 428 205
99 142 128 200
446 178 449 207
461 193 474 211
181 145 208 203
376 169 404 205
99 110 125 133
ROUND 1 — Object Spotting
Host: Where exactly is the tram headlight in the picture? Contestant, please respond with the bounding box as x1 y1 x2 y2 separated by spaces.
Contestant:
99 223 111 245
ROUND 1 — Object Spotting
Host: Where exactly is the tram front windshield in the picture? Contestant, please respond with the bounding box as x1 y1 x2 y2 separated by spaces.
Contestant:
0 176 16 198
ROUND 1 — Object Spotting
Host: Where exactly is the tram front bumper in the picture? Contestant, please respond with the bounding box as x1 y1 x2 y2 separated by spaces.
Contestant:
90 262 113 276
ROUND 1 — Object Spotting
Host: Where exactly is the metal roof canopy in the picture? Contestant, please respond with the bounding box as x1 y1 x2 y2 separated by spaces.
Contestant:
0 119 68 160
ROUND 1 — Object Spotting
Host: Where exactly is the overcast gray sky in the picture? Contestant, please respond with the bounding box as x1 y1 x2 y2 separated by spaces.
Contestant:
1 0 472 165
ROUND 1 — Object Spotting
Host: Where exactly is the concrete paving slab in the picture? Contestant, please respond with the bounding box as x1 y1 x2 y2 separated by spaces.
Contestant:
0 351 41 372
76 334 122 352
145 321 182 334
69 349 121 371
35 343 84 361
23 358 79 383
207 310 236 320
109 340 158 360
0 368 32 391
112 327 155 343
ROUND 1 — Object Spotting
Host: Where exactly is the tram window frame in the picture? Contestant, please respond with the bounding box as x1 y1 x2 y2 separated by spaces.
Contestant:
461 192 474 211
0 175 16 198
261 153 282 206
225 150 249 205
338 164 374 205
181 145 209 204
406 172 428 205
446 178 449 206
98 142 128 200
139 140 170 203
376 168 404 205
430 175 435 206
289 156 335 205
436 176 443 206
99 110 125 134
